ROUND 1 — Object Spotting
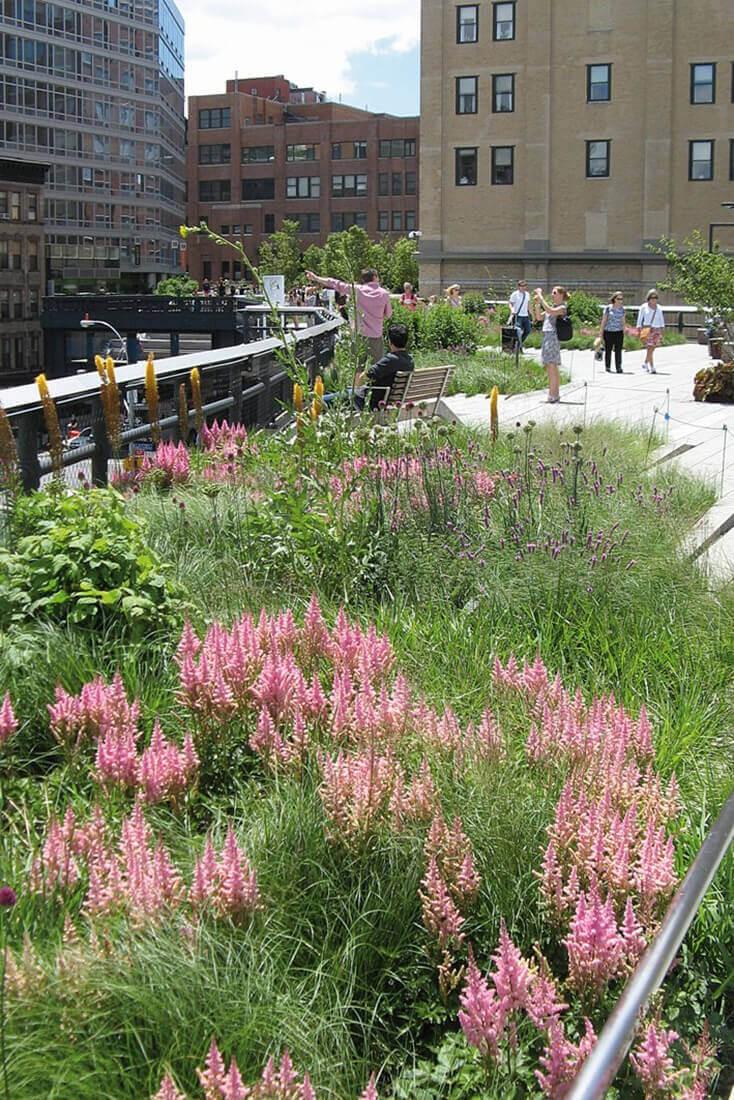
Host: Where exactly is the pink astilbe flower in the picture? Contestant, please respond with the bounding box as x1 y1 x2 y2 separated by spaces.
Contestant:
0 692 18 745
319 749 396 845
220 1058 248 1100
630 1023 680 1097
93 723 139 789
535 1018 597 1098
492 921 533 1016
360 1073 379 1100
564 886 625 995
190 827 261 922
420 857 465 949
197 1039 227 1099
48 672 140 749
138 722 199 804
139 440 190 487
153 1073 188 1100
29 807 82 894
458 950 505 1060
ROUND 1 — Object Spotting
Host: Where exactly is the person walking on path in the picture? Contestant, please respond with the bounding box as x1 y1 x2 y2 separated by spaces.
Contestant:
636 289 665 374
600 291 626 373
508 279 532 346
533 285 569 403
306 268 392 364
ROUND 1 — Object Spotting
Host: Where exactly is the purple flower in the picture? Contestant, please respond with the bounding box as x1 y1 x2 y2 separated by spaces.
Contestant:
0 886 17 907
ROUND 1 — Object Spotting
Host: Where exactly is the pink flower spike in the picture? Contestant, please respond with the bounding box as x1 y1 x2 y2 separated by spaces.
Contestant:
630 1023 679 1094
0 692 18 745
458 950 505 1061
197 1039 227 1098
360 1072 379 1100
153 1073 187 1100
221 1058 247 1100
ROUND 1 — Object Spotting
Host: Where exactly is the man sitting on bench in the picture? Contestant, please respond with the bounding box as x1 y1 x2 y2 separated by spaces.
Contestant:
325 323 414 411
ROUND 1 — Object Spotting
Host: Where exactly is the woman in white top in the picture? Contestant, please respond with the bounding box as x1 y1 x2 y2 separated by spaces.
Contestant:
533 285 569 403
445 284 462 308
636 289 665 374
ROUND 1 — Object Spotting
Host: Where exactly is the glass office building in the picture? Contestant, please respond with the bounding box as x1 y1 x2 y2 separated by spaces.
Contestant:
0 0 185 290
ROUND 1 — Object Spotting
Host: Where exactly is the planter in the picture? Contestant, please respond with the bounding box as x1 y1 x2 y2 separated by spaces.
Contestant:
709 338 723 360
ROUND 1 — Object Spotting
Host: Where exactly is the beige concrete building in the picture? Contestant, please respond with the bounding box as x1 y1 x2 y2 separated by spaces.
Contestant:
419 0 734 298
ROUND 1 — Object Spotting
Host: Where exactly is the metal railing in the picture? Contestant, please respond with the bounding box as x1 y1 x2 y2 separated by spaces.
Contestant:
567 790 734 1099
1 313 341 491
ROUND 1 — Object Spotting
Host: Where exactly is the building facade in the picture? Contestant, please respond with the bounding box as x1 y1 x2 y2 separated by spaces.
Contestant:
0 0 185 292
186 76 419 285
420 0 734 297
0 157 45 385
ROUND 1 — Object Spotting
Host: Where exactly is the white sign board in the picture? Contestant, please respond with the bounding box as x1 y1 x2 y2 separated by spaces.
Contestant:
262 275 286 306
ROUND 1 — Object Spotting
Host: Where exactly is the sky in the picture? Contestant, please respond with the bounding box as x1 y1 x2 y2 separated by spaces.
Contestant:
176 0 421 116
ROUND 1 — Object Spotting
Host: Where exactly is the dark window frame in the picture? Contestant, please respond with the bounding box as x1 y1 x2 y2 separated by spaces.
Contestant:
492 72 515 112
198 107 230 130
241 177 276 201
587 63 611 102
585 139 610 178
456 74 478 114
689 139 714 180
492 1 516 41
690 62 716 104
455 146 478 186
491 145 514 185
456 4 479 44
730 138 734 181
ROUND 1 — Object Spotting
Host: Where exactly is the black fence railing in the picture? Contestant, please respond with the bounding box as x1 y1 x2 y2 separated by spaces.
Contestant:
2 314 341 491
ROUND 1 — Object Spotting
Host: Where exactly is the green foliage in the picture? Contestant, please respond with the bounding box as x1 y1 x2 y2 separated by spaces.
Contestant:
389 303 482 353
258 218 304 288
301 243 325 279
386 236 419 292
0 486 181 636
655 231 734 324
460 291 486 314
567 289 602 326
154 274 198 297
321 226 379 282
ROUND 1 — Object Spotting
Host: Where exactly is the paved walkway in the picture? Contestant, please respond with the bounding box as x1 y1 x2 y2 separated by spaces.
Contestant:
440 341 734 580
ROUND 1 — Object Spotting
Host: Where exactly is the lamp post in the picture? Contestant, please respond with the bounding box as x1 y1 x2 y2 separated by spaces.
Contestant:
80 319 136 438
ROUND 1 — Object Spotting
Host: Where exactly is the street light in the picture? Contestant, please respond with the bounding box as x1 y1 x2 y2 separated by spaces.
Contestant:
80 318 128 362
80 319 137 444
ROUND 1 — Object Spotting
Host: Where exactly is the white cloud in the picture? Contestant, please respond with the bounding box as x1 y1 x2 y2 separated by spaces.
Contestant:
176 0 420 101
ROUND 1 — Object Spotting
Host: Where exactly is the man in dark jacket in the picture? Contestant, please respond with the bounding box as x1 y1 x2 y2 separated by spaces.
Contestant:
325 323 413 411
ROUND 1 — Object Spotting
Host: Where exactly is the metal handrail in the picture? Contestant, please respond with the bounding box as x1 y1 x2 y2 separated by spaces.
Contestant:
567 790 734 1099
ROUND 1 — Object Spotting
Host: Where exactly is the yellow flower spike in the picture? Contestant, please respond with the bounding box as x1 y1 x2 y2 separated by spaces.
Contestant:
190 367 203 432
35 374 64 478
145 354 161 444
100 359 121 455
36 373 50 400
94 354 106 379
105 356 116 384
490 385 499 442
179 225 189 239
309 399 319 422
314 375 325 398
178 382 189 440
293 383 304 413
0 403 19 489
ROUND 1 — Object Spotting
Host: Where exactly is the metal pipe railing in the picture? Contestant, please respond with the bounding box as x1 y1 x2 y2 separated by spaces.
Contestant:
566 790 734 1099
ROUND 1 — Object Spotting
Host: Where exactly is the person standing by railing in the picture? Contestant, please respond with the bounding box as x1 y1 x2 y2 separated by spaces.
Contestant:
600 291 626 373
636 289 665 374
306 268 392 364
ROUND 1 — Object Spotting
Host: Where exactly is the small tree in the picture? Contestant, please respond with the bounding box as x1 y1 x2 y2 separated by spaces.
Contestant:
155 274 198 297
301 243 325 279
321 226 377 282
655 231 734 337
388 237 419 292
258 219 304 288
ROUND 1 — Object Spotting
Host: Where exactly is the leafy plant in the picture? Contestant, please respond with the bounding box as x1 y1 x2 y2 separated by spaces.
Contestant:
655 231 734 331
461 291 486 315
567 289 602 327
0 486 182 636
154 274 198 298
258 219 304 288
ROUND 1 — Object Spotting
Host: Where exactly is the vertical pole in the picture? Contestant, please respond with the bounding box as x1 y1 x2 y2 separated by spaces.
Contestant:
665 388 670 443
583 381 588 428
229 362 243 423
91 396 111 487
16 410 41 492
721 424 728 496
170 332 180 356
646 408 658 458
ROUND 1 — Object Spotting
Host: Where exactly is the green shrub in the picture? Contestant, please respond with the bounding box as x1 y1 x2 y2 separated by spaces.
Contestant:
0 486 182 636
461 291 486 314
387 302 482 353
567 289 602 326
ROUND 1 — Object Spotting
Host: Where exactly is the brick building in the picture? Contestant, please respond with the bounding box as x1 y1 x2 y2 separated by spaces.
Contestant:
420 0 734 297
186 76 419 285
0 157 46 386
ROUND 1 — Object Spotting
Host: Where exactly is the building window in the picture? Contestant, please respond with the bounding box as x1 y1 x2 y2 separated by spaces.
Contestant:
491 145 514 184
331 212 368 231
331 174 368 197
405 171 417 195
27 194 37 221
286 175 321 198
379 138 416 158
455 147 477 185
199 143 231 164
264 214 275 233
11 290 22 320
406 211 416 232
198 108 230 129
492 73 514 112
202 261 212 280
587 63 611 102
586 140 610 177
331 143 342 159
242 146 275 163
10 192 20 220
293 213 320 233
0 290 8 320
242 178 275 200
730 139 734 181
378 211 389 232
391 172 403 195
378 174 389 196
457 4 479 43
456 76 478 114
493 1 515 40
243 224 253 235
9 241 21 270
286 143 319 161
691 63 716 104
198 180 231 202
220 225 230 235
689 140 714 180
353 141 367 159
28 239 39 271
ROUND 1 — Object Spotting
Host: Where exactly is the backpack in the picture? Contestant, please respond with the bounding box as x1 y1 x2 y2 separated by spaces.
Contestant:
555 308 573 342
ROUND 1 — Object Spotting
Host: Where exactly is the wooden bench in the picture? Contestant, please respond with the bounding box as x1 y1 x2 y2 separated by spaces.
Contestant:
378 365 454 421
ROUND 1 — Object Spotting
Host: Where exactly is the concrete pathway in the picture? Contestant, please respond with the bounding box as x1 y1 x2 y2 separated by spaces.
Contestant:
439 341 734 580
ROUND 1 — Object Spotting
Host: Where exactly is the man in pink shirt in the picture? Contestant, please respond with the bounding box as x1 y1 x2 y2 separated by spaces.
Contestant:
305 268 392 364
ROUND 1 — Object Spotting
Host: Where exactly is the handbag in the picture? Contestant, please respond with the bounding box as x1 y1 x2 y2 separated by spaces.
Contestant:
555 310 573 342
639 326 651 342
